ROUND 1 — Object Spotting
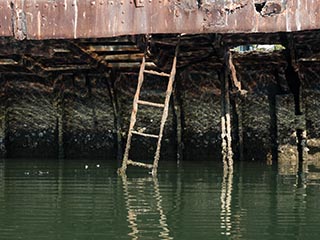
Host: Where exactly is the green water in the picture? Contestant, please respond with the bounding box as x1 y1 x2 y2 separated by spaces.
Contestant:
0 159 320 240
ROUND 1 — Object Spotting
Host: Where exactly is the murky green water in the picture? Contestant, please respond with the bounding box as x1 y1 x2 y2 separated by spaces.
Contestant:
0 159 320 240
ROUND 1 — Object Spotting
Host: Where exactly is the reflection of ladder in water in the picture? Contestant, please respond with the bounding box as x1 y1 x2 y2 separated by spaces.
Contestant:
121 175 172 240
118 35 181 176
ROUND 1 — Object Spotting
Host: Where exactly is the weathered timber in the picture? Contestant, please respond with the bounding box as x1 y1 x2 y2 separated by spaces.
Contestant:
220 52 234 167
6 75 57 158
119 37 180 175
151 38 180 175
172 72 184 163
106 70 123 166
117 72 176 163
180 64 222 161
119 53 147 175
53 74 65 159
63 74 115 159
295 36 320 164
276 94 298 175
1 31 320 78
0 106 6 158
0 30 320 163
234 55 290 162
0 74 7 157
301 89 320 162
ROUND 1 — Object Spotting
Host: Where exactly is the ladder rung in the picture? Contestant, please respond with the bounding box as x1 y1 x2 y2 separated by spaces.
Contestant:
144 70 170 77
137 100 165 108
131 130 159 139
127 160 153 169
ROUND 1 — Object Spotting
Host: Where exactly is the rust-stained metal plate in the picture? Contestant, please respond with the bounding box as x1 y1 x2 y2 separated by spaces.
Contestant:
0 1 12 37
3 0 320 40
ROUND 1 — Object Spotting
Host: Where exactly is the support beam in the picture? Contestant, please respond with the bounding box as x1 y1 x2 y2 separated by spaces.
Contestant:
276 94 298 175
52 75 65 159
172 72 184 163
106 71 123 167
220 51 233 167
21 56 50 78
301 76 320 163
0 106 6 158
0 74 6 158
282 33 307 164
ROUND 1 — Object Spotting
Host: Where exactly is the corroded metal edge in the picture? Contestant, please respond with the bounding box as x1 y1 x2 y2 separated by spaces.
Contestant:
0 0 319 40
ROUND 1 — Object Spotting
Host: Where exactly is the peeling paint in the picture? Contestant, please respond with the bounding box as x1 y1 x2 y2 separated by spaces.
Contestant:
37 10 41 39
10 1 27 40
64 0 68 11
296 0 301 31
73 0 78 39
224 1 247 14
286 4 291 31
260 1 282 17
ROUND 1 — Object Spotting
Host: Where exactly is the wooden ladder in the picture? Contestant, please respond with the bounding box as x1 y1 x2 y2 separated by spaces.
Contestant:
118 35 180 176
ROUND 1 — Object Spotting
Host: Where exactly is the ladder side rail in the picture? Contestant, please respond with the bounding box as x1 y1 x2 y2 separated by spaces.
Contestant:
119 55 146 175
152 38 180 176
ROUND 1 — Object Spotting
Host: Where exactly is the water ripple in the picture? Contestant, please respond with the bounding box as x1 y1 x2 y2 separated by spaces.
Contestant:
1 159 320 239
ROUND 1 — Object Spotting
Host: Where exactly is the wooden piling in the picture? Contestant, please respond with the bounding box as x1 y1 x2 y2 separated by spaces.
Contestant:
53 75 65 159
220 52 233 167
276 94 298 175
172 72 184 164
0 106 6 158
106 70 123 167
0 74 7 158
301 88 320 163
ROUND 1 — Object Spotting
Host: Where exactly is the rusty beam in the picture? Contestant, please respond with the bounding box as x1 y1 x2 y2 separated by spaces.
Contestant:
0 1 319 40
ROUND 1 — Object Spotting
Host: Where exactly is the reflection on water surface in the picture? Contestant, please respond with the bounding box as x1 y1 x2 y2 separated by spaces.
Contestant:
0 159 320 240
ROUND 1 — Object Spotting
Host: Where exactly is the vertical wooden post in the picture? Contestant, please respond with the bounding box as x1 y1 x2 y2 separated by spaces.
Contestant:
0 106 6 158
172 72 184 164
119 54 146 175
0 74 7 158
0 159 3 179
106 70 123 167
53 74 65 159
152 38 179 176
220 50 233 168
276 94 298 175
235 97 244 161
57 108 64 159
282 32 306 166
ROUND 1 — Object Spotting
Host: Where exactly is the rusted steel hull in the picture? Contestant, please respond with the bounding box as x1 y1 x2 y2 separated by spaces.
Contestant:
1 0 320 40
